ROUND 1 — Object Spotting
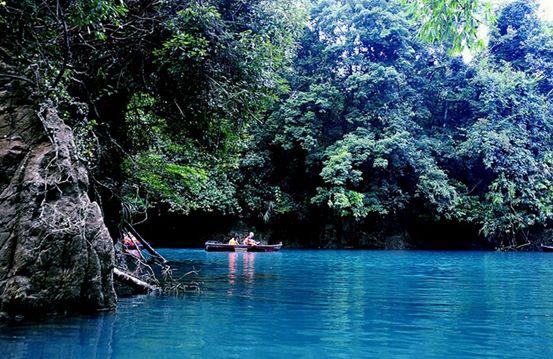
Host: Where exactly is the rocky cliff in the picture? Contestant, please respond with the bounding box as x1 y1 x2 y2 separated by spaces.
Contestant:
0 91 116 317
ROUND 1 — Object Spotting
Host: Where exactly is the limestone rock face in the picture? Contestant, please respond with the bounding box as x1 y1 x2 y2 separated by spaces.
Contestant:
0 93 116 316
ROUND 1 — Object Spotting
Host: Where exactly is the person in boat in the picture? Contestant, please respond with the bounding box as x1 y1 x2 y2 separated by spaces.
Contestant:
243 232 258 246
122 233 142 259
228 234 240 246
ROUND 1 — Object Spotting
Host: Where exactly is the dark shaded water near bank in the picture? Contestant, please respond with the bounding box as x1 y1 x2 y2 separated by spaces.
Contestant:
2 249 553 358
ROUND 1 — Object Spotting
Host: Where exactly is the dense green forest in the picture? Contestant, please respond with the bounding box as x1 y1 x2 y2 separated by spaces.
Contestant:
242 0 553 249
1 0 552 250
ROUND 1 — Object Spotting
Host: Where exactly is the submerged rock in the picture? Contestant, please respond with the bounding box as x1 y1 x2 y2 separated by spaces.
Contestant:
0 93 116 317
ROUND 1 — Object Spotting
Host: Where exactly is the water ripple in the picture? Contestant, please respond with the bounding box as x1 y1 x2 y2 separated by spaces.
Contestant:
2 250 553 358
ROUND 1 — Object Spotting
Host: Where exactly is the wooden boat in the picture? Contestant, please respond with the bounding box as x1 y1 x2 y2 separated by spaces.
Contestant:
541 245 553 252
205 241 282 252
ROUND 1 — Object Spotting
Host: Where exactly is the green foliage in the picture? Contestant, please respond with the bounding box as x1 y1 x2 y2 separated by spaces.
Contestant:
456 64 552 240
3 0 551 248
114 1 308 218
405 0 495 53
489 0 553 94
240 0 552 246
153 3 220 63
121 92 238 216
253 0 461 222
0 0 127 96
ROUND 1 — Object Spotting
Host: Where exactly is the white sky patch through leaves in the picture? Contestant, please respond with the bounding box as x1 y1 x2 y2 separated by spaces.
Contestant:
462 0 552 62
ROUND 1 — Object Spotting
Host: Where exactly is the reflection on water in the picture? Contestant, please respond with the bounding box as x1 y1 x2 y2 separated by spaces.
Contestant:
227 252 256 293
242 252 255 283
228 252 237 288
2 250 553 358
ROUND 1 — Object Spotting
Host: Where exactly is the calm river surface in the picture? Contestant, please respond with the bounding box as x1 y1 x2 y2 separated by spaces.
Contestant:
2 249 553 358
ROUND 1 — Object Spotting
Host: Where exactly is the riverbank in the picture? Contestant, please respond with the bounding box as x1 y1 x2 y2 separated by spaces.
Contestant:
135 214 552 251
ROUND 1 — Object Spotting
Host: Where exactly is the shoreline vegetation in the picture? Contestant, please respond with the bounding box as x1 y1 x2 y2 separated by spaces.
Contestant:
0 0 551 319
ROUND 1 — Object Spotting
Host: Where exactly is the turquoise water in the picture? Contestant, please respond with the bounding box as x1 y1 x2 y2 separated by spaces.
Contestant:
2 249 553 358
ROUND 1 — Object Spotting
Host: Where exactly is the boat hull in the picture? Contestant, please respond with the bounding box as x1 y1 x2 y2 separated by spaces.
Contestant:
205 242 282 252
541 245 553 252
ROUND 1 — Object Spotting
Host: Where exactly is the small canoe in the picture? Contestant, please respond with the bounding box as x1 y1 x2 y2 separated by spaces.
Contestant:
541 245 553 252
205 241 282 252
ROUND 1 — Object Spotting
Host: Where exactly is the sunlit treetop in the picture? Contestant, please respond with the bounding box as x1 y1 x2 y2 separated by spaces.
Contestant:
405 0 495 53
